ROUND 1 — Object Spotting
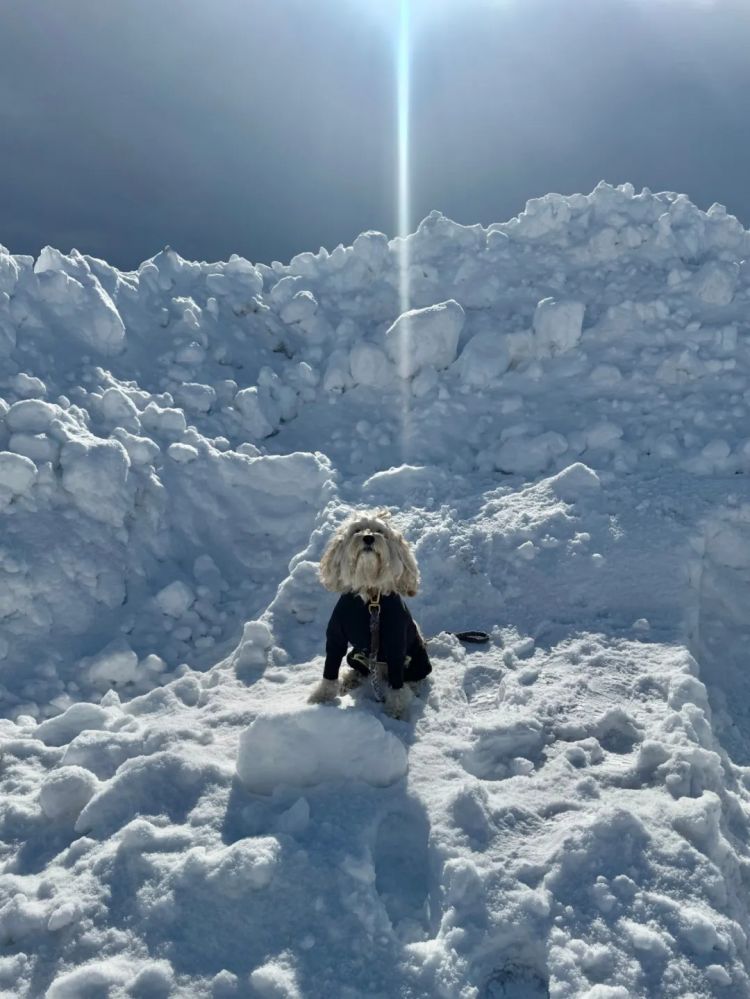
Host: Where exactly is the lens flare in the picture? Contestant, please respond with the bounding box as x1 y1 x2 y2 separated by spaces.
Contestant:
397 0 411 317
396 0 412 458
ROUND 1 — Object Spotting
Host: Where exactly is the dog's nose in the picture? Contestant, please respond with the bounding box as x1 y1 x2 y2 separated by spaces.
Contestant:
363 534 375 546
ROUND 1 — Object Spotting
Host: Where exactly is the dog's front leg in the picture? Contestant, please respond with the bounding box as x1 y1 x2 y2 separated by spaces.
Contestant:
384 684 414 720
307 678 340 704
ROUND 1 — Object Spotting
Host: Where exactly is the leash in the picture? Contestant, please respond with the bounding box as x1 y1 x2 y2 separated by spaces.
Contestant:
365 591 489 697
367 591 386 702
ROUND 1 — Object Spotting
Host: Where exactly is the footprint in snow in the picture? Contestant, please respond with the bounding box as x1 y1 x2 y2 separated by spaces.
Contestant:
373 804 431 935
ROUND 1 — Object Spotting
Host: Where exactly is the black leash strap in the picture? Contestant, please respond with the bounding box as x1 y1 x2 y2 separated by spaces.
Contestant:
367 592 385 701
453 631 490 644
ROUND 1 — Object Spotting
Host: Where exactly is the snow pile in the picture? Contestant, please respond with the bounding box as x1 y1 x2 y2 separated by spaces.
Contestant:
3 183 750 996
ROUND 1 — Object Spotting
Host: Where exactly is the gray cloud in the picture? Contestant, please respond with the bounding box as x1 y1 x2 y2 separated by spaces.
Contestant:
1 0 749 267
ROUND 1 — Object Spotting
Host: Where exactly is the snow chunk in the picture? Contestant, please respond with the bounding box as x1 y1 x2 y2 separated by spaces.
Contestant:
234 386 279 439
167 442 199 463
5 399 59 433
87 639 140 686
155 581 195 617
548 463 601 501
35 702 113 746
280 290 318 324
349 342 393 388
185 838 281 896
60 437 131 526
455 331 510 387
385 299 465 378
693 261 738 306
40 766 99 820
352 230 389 269
494 432 568 476
533 298 585 355
99 387 139 424
0 451 37 498
249 957 301 999
237 707 408 794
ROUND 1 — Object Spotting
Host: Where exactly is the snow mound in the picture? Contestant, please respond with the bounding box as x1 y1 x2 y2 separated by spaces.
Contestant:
237 706 408 793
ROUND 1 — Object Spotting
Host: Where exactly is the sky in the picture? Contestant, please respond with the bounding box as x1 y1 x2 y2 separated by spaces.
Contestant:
1 0 750 269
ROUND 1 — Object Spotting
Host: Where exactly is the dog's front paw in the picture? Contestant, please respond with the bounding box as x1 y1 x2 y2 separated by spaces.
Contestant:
384 684 413 720
307 678 340 705
339 667 366 694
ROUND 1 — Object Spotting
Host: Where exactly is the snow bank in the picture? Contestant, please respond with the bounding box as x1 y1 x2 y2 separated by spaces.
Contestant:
4 183 750 997
237 706 408 793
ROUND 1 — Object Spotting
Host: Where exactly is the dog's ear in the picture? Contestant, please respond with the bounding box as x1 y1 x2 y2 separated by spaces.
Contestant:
319 526 348 591
389 530 420 597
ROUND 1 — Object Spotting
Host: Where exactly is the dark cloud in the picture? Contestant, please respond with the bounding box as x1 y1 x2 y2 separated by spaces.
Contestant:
1 0 749 267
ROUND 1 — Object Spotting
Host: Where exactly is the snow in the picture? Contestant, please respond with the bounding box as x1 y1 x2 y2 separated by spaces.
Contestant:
237 707 409 794
3 183 750 995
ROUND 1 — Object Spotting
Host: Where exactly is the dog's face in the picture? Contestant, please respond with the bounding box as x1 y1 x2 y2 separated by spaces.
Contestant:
319 512 420 597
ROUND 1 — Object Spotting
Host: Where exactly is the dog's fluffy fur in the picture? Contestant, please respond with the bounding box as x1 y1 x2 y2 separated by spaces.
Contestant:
318 511 419 600
308 511 424 718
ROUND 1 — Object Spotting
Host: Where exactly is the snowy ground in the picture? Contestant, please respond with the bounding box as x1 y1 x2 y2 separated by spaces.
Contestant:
3 183 750 996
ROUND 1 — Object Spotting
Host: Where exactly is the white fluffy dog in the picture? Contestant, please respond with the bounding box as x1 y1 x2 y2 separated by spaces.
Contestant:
308 511 429 719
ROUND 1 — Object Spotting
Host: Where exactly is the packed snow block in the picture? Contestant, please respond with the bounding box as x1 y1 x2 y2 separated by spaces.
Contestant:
280 289 318 324
35 702 114 747
183 838 281 897
155 581 196 618
0 451 37 502
692 261 738 306
35 261 126 355
234 386 280 439
455 331 511 387
349 342 394 388
505 192 573 240
39 766 99 820
9 432 59 463
60 437 131 527
139 402 187 439
352 229 389 270
385 300 465 378
532 298 585 356
5 399 59 433
98 387 140 428
493 432 568 476
547 463 601 502
86 639 140 686
237 707 408 794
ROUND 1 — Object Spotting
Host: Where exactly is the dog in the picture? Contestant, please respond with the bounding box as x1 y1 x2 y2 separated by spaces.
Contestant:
307 511 431 719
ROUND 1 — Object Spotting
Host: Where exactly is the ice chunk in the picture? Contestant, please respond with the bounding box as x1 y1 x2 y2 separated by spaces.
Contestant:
385 299 465 378
533 298 585 355
237 707 408 793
